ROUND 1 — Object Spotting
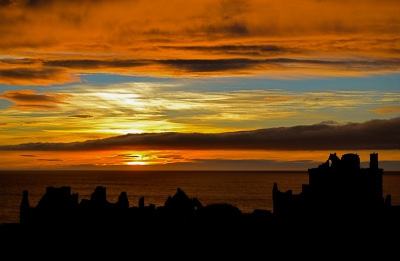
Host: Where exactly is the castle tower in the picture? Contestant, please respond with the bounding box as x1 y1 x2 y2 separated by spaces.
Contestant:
370 153 378 169
139 196 144 208
117 191 129 209
20 190 30 225
91 186 107 203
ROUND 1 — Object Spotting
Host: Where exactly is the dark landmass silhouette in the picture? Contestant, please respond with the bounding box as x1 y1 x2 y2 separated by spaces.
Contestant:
2 152 400 257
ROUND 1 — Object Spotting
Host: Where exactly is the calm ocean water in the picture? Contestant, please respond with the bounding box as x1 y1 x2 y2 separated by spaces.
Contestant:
1 170 400 224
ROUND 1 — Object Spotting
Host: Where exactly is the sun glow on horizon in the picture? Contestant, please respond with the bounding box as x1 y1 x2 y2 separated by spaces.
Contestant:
0 149 399 170
125 161 149 166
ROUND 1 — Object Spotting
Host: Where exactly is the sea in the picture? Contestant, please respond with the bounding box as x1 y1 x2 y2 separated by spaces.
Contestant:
1 170 400 224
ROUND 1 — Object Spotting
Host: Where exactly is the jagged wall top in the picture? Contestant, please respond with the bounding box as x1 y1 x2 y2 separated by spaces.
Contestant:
318 152 362 169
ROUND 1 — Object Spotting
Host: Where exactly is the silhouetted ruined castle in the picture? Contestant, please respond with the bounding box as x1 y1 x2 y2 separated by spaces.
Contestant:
19 185 251 229
273 153 393 217
9 153 400 256
19 152 399 228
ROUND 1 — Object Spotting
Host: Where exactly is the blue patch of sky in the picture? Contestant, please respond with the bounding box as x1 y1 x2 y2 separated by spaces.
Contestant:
0 99 12 109
0 85 30 92
1 73 399 93
81 74 178 85
79 73 400 93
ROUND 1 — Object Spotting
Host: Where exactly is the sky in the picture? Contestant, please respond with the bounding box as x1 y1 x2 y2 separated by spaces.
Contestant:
0 0 399 170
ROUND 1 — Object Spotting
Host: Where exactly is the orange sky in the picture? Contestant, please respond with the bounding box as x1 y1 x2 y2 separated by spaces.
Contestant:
2 149 400 170
0 0 399 170
1 0 400 85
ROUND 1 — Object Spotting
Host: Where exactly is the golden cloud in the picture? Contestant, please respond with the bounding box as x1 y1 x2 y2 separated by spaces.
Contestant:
373 106 400 114
264 96 291 102
0 122 11 128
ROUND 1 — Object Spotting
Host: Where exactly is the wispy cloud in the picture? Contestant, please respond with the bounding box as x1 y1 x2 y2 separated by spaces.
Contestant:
264 96 292 102
68 115 93 118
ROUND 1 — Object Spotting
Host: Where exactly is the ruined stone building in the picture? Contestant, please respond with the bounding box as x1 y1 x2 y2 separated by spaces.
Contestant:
273 153 390 217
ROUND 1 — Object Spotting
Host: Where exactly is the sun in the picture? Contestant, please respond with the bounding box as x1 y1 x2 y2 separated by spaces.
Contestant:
126 161 148 166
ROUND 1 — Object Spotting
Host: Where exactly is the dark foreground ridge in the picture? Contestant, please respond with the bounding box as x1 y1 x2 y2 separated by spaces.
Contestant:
2 152 400 256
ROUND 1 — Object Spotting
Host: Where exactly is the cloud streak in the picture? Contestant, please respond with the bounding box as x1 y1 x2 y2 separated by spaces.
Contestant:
68 115 93 118
0 58 79 85
0 89 72 110
1 57 399 85
1 117 399 151
373 106 400 114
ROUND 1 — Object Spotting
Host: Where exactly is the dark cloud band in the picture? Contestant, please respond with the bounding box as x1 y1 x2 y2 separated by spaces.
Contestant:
1 57 399 85
1 117 399 151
